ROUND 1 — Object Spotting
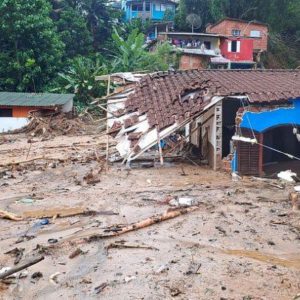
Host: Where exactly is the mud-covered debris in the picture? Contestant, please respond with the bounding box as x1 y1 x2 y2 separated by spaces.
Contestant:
4 247 24 265
215 226 227 236
185 261 201 275
95 282 108 294
10 112 89 138
83 168 101 185
278 170 297 183
69 248 83 259
290 192 300 211
48 238 58 244
105 241 158 254
155 264 169 274
169 197 198 207
124 275 136 283
169 287 182 297
0 256 44 280
31 272 43 280
87 207 199 242
49 272 61 285
0 209 23 221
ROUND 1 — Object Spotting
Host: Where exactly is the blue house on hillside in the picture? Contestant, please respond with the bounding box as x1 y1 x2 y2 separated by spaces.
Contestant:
122 0 176 22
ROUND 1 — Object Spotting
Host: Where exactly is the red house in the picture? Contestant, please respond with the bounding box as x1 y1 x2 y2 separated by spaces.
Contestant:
207 18 268 68
220 38 254 62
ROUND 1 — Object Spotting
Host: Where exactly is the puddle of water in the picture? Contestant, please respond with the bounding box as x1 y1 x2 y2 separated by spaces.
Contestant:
223 249 300 270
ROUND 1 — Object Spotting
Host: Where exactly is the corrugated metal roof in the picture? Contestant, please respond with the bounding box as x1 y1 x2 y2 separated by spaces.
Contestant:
0 92 74 107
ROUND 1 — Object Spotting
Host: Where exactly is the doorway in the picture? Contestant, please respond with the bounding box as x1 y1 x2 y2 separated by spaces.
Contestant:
263 126 300 175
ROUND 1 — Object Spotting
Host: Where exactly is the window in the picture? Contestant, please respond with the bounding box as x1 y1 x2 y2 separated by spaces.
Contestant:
228 40 241 53
155 3 168 11
132 4 143 11
231 40 237 52
250 30 261 38
0 108 13 117
204 41 211 50
232 29 241 37
145 3 150 11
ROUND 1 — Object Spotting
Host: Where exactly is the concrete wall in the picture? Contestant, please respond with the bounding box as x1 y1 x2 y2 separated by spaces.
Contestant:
152 2 175 20
62 99 73 113
220 38 254 62
191 105 216 168
240 99 300 133
233 98 300 174
179 54 210 70
0 117 29 133
124 1 175 21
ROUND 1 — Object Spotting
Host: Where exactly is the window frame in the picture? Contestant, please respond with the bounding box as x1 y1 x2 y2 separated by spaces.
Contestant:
250 30 261 38
232 29 241 37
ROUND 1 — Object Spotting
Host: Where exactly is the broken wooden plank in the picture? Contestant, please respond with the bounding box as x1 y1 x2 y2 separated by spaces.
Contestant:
0 256 44 280
0 209 23 221
22 207 95 219
105 241 158 254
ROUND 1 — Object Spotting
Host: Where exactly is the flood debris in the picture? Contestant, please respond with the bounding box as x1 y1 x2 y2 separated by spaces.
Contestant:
83 168 101 185
49 271 61 285
124 275 136 283
94 282 109 294
1 108 300 299
10 111 89 138
31 272 43 280
22 207 96 219
69 248 84 259
0 209 23 221
4 247 24 265
278 170 298 183
105 241 158 254
155 264 169 274
0 256 44 280
88 206 199 242
290 192 300 211
185 261 202 275
169 197 198 207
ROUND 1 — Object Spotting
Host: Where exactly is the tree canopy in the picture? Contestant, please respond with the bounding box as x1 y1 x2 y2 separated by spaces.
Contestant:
0 0 64 92
0 0 298 106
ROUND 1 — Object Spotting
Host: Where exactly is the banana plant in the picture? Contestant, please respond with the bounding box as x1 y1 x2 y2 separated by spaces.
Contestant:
53 56 108 106
111 28 148 72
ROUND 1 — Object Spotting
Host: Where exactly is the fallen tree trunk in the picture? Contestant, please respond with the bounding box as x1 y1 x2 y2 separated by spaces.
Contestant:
0 209 23 221
0 256 44 280
88 206 199 242
0 157 57 168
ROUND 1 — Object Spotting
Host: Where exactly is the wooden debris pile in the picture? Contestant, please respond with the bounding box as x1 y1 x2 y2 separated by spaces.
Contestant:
8 111 89 138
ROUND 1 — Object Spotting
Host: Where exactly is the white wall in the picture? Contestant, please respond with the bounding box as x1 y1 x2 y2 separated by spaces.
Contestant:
0 117 29 133
62 99 73 113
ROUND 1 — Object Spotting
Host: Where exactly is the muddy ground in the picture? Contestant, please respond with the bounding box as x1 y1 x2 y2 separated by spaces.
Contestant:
0 130 299 300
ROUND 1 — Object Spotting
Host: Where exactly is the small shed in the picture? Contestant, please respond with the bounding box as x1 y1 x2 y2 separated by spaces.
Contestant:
0 92 74 133
0 92 74 118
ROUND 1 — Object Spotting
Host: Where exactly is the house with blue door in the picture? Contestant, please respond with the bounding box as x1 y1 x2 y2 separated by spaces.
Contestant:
122 0 176 22
107 70 300 177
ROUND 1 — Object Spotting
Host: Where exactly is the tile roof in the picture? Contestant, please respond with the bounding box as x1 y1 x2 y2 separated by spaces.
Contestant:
208 17 268 28
125 69 300 130
0 92 74 107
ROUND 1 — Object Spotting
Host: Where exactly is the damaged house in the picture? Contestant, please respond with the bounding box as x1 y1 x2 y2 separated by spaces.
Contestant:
0 92 74 132
105 70 300 176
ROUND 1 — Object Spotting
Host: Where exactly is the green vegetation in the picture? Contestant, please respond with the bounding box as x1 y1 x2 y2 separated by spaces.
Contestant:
0 0 299 108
